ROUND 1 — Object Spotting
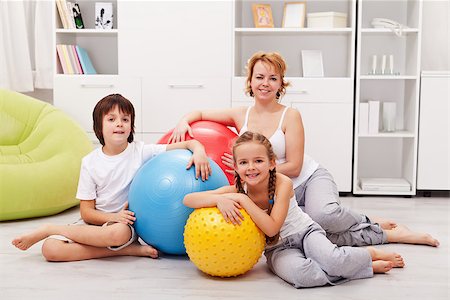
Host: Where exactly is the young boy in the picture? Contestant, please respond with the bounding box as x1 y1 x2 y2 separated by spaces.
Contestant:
12 94 212 261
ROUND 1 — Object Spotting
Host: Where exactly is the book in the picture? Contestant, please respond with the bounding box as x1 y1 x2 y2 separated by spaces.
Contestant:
61 44 74 74
359 102 369 135
360 178 411 192
61 0 75 29
55 0 69 29
71 45 84 74
368 100 380 134
66 45 82 74
75 46 97 74
56 45 69 74
72 3 84 29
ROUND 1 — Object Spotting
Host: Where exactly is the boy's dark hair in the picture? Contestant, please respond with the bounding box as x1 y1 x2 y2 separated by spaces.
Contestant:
92 94 135 146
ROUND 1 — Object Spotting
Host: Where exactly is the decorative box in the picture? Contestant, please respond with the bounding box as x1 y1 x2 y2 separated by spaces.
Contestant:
307 12 347 28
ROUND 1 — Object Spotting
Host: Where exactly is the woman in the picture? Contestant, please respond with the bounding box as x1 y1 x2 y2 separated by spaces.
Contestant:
169 51 439 248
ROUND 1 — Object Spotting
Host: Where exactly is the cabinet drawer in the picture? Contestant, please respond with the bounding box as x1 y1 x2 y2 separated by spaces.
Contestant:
54 75 142 133
232 77 352 103
141 77 231 133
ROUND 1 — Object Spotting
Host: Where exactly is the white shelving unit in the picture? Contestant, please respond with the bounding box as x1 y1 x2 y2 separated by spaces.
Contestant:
53 1 233 144
353 0 423 195
53 0 134 144
232 0 356 192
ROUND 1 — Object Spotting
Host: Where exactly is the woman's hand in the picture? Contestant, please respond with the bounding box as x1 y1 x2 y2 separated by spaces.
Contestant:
221 152 235 174
115 201 136 225
217 197 244 225
168 119 194 143
187 149 212 181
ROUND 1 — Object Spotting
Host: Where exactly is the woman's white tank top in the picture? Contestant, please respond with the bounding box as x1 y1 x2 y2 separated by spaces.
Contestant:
239 106 318 187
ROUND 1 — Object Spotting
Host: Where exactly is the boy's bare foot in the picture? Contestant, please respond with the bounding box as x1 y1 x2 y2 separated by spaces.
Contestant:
371 217 397 230
123 242 159 259
12 224 52 250
367 246 405 268
372 260 394 273
386 225 440 247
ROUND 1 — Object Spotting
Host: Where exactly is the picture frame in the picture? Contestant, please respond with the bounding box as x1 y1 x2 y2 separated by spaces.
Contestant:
282 2 306 28
252 4 274 28
95 2 114 29
301 50 324 77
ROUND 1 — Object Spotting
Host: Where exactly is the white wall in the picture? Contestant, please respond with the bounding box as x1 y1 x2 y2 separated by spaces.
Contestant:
421 0 450 70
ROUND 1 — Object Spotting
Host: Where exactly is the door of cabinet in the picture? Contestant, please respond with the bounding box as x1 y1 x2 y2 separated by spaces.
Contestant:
118 1 232 77
141 77 231 133
417 73 450 190
291 102 353 192
53 76 142 135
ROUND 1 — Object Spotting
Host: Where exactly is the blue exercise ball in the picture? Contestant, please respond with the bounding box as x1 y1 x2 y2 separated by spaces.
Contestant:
129 149 229 255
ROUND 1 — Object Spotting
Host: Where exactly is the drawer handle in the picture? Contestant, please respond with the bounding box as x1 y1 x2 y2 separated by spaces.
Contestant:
80 84 115 88
286 90 307 94
168 84 204 89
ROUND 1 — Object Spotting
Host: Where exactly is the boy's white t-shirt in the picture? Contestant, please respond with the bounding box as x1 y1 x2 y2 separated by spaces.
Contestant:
76 141 166 213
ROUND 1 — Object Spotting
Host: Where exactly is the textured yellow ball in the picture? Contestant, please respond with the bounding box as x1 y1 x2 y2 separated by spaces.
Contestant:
184 207 265 277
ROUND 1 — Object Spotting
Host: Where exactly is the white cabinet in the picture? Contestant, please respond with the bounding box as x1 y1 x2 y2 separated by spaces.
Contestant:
118 1 233 142
417 71 450 190
53 75 142 143
353 0 422 195
232 0 356 192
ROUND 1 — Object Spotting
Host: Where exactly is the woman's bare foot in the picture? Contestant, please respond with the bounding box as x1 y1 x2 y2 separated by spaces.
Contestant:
386 225 440 247
372 260 394 273
121 242 159 259
12 224 52 250
371 217 397 230
367 246 405 268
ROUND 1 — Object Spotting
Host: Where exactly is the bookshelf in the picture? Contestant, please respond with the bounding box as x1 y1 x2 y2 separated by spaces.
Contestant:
54 0 118 75
232 0 356 192
353 0 422 195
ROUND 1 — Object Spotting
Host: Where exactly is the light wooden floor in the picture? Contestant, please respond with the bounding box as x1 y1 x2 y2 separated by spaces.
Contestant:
1 194 449 300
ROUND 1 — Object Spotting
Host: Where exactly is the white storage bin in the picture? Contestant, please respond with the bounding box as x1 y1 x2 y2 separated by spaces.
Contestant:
307 12 347 28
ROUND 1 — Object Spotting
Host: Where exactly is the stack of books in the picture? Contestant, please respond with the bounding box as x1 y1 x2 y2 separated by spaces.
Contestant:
56 0 84 29
56 44 96 75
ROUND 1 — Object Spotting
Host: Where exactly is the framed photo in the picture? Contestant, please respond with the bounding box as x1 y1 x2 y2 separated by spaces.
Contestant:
282 2 306 28
95 2 114 29
252 4 274 28
301 50 324 77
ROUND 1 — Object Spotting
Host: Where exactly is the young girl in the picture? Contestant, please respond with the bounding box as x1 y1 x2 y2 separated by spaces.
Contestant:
12 94 212 262
172 51 439 248
184 131 405 288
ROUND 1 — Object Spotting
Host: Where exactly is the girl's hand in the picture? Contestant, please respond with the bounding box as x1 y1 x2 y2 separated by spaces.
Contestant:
187 150 212 181
217 197 244 225
168 120 193 143
115 201 136 225
221 152 235 174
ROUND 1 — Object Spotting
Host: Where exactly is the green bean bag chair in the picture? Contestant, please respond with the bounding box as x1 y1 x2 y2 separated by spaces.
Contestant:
0 89 92 221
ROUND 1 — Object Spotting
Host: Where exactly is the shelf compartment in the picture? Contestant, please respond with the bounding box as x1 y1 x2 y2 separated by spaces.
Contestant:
234 33 353 77
55 33 118 75
355 137 416 195
359 34 419 76
359 79 418 133
360 0 421 29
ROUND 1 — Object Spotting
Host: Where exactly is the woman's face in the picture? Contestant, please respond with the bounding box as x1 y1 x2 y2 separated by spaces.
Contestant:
250 61 282 102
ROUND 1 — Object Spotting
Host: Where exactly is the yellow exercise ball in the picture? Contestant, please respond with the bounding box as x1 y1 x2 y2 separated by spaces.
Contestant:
184 207 265 277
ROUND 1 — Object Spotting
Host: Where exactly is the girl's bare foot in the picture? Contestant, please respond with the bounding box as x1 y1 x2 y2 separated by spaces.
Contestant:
367 246 405 268
372 260 394 273
386 225 440 247
371 217 397 230
11 224 52 250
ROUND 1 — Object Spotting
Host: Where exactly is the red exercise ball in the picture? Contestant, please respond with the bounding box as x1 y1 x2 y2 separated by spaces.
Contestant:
158 121 238 184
